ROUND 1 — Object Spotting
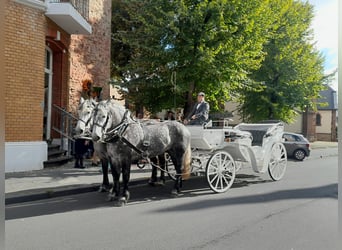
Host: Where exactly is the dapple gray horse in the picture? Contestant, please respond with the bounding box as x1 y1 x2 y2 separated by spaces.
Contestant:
92 100 191 206
75 97 112 192
75 98 168 194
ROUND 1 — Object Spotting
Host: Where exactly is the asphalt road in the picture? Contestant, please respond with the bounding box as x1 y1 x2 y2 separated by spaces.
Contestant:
5 150 338 250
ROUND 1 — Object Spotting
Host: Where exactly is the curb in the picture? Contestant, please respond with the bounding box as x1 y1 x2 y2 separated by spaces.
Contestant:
6 146 337 205
5 178 148 205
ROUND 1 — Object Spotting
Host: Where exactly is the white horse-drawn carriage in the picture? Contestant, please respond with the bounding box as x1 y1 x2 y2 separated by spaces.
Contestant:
76 98 287 203
185 120 287 193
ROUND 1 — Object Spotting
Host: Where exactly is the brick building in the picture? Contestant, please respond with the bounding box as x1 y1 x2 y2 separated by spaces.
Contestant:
4 0 111 172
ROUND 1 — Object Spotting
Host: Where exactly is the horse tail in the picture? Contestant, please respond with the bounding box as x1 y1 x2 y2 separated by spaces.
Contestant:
182 143 192 180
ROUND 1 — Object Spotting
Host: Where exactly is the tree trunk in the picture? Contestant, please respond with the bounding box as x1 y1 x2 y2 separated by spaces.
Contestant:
184 81 195 117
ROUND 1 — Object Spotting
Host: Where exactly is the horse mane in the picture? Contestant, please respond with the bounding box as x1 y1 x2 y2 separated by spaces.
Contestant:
78 98 97 110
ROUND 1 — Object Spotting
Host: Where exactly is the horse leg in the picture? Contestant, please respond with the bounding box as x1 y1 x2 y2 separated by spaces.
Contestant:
168 152 183 196
159 154 166 185
171 168 182 196
98 159 110 192
118 162 131 206
148 157 158 186
106 162 120 202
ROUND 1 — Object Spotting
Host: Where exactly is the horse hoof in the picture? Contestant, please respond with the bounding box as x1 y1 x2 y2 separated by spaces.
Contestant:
170 189 179 197
148 181 157 187
115 197 127 207
115 201 125 207
124 191 130 202
98 185 110 193
106 194 117 202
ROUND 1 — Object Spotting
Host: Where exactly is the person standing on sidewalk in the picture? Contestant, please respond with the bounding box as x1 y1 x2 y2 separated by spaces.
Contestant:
74 138 90 169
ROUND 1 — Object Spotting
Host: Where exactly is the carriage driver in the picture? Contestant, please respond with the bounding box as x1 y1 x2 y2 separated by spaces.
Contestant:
184 92 209 125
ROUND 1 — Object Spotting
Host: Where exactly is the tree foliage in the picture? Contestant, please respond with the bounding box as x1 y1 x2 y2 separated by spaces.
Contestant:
237 0 327 123
111 0 327 121
111 0 275 114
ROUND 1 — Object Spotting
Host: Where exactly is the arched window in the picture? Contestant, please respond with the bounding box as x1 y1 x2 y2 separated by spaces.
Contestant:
316 113 322 126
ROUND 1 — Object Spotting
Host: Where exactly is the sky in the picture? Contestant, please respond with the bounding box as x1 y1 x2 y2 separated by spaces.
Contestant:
308 0 338 90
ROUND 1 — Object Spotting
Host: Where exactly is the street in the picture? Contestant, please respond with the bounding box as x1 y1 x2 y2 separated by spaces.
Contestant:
5 148 338 250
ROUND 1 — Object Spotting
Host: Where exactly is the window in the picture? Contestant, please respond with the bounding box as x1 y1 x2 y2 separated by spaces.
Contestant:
283 134 296 142
316 113 322 126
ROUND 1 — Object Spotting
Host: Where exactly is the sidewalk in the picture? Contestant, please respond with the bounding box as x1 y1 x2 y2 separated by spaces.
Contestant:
5 141 338 204
5 160 154 205
310 140 338 149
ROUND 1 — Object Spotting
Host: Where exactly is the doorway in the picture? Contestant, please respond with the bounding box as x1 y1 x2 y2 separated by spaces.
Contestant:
43 47 53 141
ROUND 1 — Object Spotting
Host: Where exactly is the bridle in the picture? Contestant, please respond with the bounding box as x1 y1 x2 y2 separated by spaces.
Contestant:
102 110 130 142
77 101 96 128
93 106 130 140
95 107 149 157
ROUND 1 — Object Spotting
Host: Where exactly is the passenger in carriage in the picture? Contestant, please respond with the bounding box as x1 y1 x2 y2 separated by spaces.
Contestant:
184 92 209 125
165 110 176 121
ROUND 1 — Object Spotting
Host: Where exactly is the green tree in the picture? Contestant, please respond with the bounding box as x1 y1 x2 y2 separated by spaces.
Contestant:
111 0 275 114
237 0 327 123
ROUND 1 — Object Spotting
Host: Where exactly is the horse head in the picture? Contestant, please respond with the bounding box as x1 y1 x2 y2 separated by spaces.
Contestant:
75 97 97 137
91 99 127 142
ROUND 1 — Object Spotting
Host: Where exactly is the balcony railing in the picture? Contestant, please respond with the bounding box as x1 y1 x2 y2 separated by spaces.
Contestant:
46 0 92 34
49 0 89 21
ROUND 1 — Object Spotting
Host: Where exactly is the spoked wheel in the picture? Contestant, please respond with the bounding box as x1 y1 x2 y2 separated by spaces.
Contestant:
206 151 236 193
268 142 287 181
165 153 177 181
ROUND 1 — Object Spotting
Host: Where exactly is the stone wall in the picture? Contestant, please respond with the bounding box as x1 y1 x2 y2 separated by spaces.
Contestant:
316 133 333 142
4 1 46 142
68 0 112 114
315 110 337 141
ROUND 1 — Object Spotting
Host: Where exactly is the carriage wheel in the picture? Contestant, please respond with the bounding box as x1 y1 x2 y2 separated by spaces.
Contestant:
136 160 147 169
268 142 287 181
165 153 177 181
206 151 236 193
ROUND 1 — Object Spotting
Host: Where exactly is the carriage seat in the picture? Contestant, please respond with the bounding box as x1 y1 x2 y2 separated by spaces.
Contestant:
203 120 212 128
247 130 267 146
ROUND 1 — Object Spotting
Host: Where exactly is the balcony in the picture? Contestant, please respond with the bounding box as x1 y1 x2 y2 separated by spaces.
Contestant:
45 0 92 35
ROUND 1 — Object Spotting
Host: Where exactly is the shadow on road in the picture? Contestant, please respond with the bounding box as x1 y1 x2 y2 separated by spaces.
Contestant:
5 173 337 220
150 183 337 213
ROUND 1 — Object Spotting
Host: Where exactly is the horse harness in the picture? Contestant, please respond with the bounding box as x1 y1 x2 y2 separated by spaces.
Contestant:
98 109 187 178
101 110 151 159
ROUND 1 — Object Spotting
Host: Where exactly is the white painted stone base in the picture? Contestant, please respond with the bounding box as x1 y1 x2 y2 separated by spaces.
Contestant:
5 141 47 172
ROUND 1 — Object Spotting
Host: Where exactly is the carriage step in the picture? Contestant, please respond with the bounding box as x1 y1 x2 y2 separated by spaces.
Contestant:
43 156 74 168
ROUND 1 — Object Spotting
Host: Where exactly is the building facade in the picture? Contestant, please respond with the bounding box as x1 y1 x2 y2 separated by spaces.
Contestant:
315 86 338 141
4 0 111 172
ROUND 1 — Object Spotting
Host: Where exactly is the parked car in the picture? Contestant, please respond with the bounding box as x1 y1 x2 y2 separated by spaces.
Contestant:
282 132 311 161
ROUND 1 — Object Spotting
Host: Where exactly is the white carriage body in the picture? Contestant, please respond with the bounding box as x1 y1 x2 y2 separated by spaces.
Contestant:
187 121 286 174
233 122 285 173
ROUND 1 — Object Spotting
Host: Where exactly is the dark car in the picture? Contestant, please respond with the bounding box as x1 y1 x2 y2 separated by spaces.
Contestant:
282 132 311 161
